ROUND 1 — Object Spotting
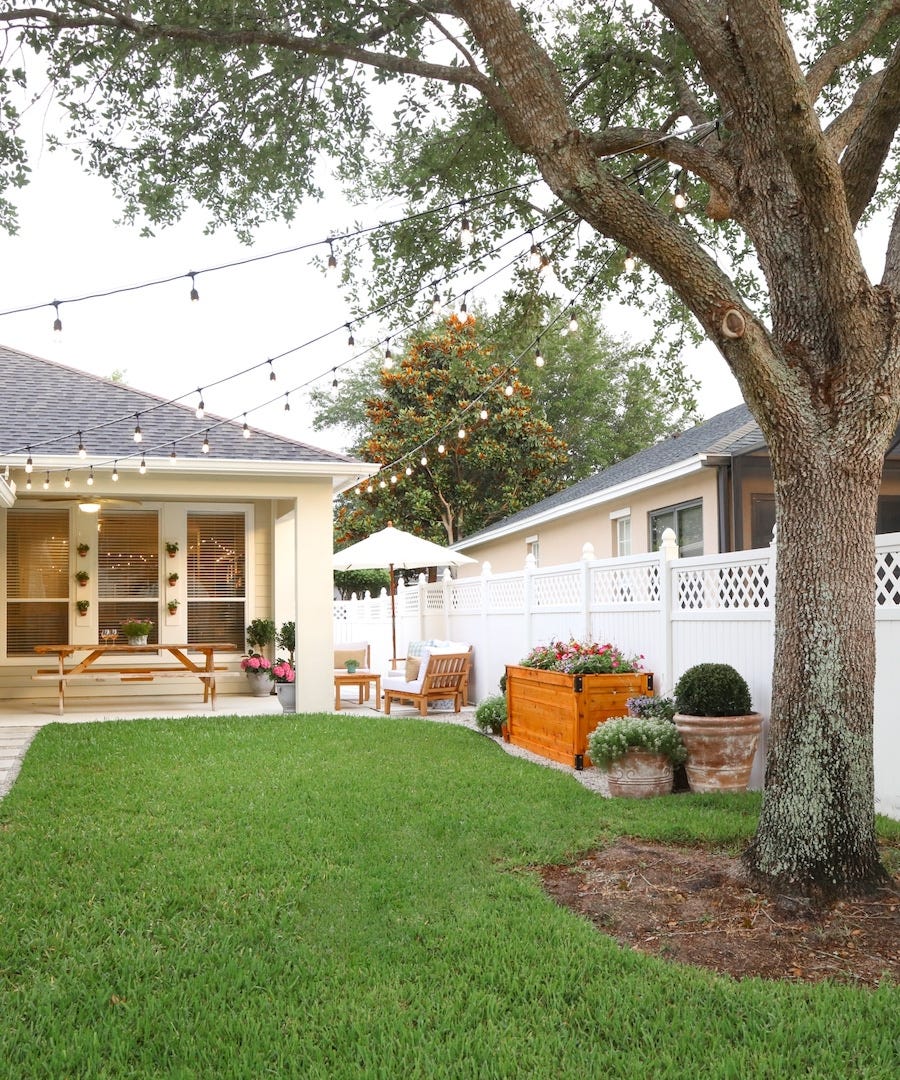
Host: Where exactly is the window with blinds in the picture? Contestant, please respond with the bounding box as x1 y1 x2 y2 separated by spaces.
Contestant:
187 513 246 646
97 511 160 643
6 509 69 655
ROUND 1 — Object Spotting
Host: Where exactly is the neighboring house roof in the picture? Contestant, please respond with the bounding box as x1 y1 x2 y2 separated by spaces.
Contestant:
455 403 759 549
0 344 372 485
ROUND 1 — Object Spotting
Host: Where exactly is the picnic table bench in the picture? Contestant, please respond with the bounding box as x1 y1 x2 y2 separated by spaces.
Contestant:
33 642 238 715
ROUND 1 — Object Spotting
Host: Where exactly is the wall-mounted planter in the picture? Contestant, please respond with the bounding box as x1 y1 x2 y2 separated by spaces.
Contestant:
505 665 654 770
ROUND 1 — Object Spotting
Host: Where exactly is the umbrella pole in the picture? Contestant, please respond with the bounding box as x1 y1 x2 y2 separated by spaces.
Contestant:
390 562 397 663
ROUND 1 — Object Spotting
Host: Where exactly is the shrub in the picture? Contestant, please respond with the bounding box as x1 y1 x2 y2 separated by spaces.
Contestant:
627 695 676 722
246 618 276 652
674 663 753 717
588 717 687 767
474 694 507 735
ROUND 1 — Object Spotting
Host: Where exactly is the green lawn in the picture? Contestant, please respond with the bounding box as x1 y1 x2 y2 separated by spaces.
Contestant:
0 715 896 1079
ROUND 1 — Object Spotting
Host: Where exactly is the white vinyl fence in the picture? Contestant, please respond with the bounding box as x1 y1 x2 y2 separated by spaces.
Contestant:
335 531 900 819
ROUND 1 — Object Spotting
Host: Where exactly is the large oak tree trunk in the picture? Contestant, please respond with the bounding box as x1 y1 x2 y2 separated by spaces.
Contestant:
743 426 890 892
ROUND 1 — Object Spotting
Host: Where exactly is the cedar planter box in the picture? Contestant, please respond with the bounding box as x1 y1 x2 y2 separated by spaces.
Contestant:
505 665 654 770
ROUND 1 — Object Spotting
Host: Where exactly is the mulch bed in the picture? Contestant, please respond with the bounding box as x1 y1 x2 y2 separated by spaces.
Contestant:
538 839 899 988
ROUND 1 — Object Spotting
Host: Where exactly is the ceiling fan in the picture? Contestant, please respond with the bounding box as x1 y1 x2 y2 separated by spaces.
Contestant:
31 495 144 513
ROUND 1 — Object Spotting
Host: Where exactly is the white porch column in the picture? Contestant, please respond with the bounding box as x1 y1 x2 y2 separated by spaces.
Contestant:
294 482 334 712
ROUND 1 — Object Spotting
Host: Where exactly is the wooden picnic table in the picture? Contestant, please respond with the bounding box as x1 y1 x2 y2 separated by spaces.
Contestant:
33 642 237 715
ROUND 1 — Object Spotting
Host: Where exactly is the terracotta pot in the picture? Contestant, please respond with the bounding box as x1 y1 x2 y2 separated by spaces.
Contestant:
673 712 763 793
606 750 674 798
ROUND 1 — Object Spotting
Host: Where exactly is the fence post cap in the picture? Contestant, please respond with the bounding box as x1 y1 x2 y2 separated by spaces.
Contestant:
581 542 595 561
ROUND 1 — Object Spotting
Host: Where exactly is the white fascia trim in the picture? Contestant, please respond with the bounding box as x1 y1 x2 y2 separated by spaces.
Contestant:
454 455 708 550
8 454 378 483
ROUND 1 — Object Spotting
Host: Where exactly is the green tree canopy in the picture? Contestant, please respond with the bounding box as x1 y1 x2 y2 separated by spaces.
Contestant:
2 1 898 895
332 313 568 545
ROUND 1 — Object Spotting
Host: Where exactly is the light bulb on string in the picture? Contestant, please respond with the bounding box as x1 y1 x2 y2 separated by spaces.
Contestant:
379 479 386 489
111 462 119 482
42 471 49 491
528 233 542 270
390 474 398 485
331 369 338 389
538 254 552 277
431 286 441 316
284 393 291 412
479 408 488 420
504 384 514 397
420 455 428 467
242 416 251 439
77 432 86 459
624 251 636 273
188 272 200 302
202 432 211 454
567 308 579 334
64 470 71 489
384 340 394 369
326 239 337 276
366 483 373 493
133 414 143 443
405 465 413 477
437 443 446 454
170 445 178 465
458 428 466 439
673 170 687 210
534 341 544 368
139 456 146 475
24 448 32 474
459 206 474 248
52 301 63 337
268 359 276 382
87 467 94 486
459 292 468 315
25 476 31 491
346 323 355 349
195 390 205 419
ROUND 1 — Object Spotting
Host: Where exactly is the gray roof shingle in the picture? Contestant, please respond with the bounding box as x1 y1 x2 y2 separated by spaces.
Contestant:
458 403 758 546
0 344 355 466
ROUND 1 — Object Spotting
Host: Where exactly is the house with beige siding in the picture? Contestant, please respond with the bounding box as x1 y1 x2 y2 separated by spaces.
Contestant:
453 403 900 572
0 345 376 711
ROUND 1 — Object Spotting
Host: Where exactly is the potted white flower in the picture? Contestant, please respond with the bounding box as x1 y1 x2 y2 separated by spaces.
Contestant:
588 716 687 797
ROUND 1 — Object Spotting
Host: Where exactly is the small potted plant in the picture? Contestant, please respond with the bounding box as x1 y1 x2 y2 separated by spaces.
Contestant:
673 663 763 793
77 542 90 557
165 541 179 557
344 657 360 674
167 599 180 615
246 618 276 657
271 659 296 712
474 693 507 737
74 569 89 586
121 618 153 646
76 599 90 615
587 716 687 797
167 571 179 587
240 652 274 696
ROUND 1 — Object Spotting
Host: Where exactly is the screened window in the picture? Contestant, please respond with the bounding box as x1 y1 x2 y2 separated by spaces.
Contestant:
187 513 246 646
751 494 777 548
616 516 632 557
97 510 159 643
877 495 900 535
6 509 69 655
650 500 703 557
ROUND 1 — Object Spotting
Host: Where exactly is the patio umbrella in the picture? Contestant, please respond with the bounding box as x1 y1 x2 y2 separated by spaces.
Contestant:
332 523 476 661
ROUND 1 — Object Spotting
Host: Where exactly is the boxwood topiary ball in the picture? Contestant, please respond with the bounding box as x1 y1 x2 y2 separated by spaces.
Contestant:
674 663 752 717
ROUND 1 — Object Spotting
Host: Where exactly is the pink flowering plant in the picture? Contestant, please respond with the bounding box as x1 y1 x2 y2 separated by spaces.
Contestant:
270 659 295 684
520 639 643 675
240 652 272 676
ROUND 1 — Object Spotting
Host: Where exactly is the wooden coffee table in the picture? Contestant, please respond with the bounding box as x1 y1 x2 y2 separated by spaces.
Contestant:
333 668 381 711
